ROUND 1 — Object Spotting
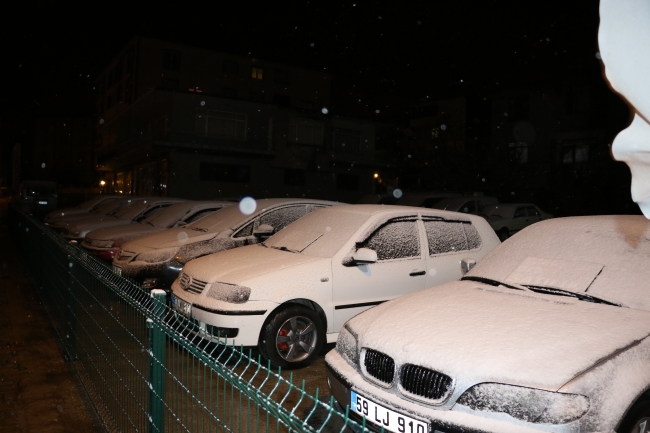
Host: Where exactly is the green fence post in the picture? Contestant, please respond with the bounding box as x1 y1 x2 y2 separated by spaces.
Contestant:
66 256 77 360
147 289 166 433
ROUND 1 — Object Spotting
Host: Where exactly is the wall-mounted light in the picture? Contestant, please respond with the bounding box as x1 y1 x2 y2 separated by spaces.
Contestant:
373 173 379 179
100 180 106 187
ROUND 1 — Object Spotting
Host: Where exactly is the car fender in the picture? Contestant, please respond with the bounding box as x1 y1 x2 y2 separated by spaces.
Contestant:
559 332 650 432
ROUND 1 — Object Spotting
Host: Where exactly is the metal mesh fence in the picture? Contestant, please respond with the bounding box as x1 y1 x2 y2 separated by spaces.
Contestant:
11 208 372 433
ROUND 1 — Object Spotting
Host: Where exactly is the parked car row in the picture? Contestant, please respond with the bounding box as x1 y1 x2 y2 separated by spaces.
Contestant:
42 194 647 432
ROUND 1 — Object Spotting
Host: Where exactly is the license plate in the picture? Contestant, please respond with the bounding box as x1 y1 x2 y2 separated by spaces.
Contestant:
351 391 429 433
112 266 122 276
38 201 48 205
172 294 192 317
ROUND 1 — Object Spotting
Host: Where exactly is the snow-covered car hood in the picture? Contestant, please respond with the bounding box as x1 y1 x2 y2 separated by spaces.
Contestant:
181 244 322 285
85 223 162 242
346 280 650 392
67 216 134 234
123 227 220 251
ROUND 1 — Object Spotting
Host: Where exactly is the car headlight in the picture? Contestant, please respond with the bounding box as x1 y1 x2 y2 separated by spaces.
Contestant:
456 383 589 424
336 325 359 365
206 282 250 303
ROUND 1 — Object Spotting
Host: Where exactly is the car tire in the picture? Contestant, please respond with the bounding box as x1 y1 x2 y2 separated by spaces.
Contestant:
497 227 510 241
617 399 650 433
258 305 325 369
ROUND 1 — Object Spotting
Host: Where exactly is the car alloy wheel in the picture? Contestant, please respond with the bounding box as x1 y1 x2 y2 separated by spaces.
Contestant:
259 305 324 368
618 400 650 433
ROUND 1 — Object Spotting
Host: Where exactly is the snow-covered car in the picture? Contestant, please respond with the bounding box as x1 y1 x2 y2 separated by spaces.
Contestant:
81 200 232 262
171 205 499 368
112 198 340 291
325 215 650 433
44 195 122 224
480 203 553 241
59 197 186 240
46 196 136 228
430 195 498 214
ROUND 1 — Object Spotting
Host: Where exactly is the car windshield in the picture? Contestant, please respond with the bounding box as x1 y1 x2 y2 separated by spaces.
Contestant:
143 202 196 228
263 207 368 258
464 216 650 310
95 199 127 215
187 203 254 233
480 205 506 218
113 200 148 219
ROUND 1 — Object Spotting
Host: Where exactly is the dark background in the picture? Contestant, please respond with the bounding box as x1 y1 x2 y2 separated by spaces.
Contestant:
0 0 637 214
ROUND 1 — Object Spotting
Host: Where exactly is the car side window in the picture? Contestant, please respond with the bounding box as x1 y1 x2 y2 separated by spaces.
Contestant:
514 207 527 218
424 219 469 255
461 201 476 213
357 217 420 261
526 206 540 217
259 205 313 232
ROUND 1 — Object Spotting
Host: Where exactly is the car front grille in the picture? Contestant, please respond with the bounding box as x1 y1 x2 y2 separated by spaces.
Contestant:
179 272 208 294
363 349 395 385
400 364 452 401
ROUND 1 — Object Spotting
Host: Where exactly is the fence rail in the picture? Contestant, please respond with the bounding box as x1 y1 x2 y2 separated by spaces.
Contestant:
11 208 370 433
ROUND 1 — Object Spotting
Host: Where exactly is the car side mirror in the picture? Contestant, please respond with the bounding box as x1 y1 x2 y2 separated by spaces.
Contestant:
461 258 477 275
343 248 378 266
253 224 275 237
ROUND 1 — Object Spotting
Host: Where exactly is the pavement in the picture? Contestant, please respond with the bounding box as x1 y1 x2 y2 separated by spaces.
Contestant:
0 217 102 433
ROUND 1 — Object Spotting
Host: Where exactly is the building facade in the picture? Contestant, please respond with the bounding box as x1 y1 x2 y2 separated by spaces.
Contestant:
94 37 389 202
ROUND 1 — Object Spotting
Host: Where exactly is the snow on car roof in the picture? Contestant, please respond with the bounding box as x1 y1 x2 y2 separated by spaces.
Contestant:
467 215 650 309
264 204 480 258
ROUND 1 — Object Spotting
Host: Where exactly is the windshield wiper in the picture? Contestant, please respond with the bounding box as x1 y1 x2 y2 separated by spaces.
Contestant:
270 245 299 253
524 285 621 306
191 227 208 232
461 276 530 292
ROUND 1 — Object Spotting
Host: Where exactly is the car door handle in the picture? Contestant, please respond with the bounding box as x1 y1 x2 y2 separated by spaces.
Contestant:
409 270 426 277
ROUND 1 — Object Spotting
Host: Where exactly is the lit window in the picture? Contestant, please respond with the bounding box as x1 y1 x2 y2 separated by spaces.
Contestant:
251 67 264 80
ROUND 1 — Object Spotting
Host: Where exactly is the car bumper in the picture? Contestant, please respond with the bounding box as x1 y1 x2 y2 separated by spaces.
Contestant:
82 244 119 262
325 350 577 433
171 289 277 347
112 260 181 290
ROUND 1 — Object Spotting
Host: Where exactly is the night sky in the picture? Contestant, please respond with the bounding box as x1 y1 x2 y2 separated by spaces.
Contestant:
1 1 610 170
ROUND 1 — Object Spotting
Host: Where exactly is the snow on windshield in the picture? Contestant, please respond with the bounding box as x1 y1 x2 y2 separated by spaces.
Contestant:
143 201 197 228
467 215 650 310
264 207 369 258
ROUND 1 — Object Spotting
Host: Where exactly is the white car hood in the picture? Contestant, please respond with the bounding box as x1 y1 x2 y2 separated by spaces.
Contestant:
182 244 322 285
86 224 162 242
125 227 219 251
347 280 650 391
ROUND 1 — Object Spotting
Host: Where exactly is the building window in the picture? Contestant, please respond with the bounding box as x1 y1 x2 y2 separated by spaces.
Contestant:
223 60 238 75
275 69 291 84
196 109 247 141
562 143 590 164
284 169 305 186
508 142 529 163
332 128 361 153
336 173 359 191
289 118 324 146
251 67 264 80
273 94 291 107
199 163 250 183
249 91 265 102
222 87 237 98
163 50 180 71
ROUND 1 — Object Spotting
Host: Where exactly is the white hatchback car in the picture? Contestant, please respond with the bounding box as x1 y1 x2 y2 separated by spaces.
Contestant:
326 215 650 433
171 205 500 367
